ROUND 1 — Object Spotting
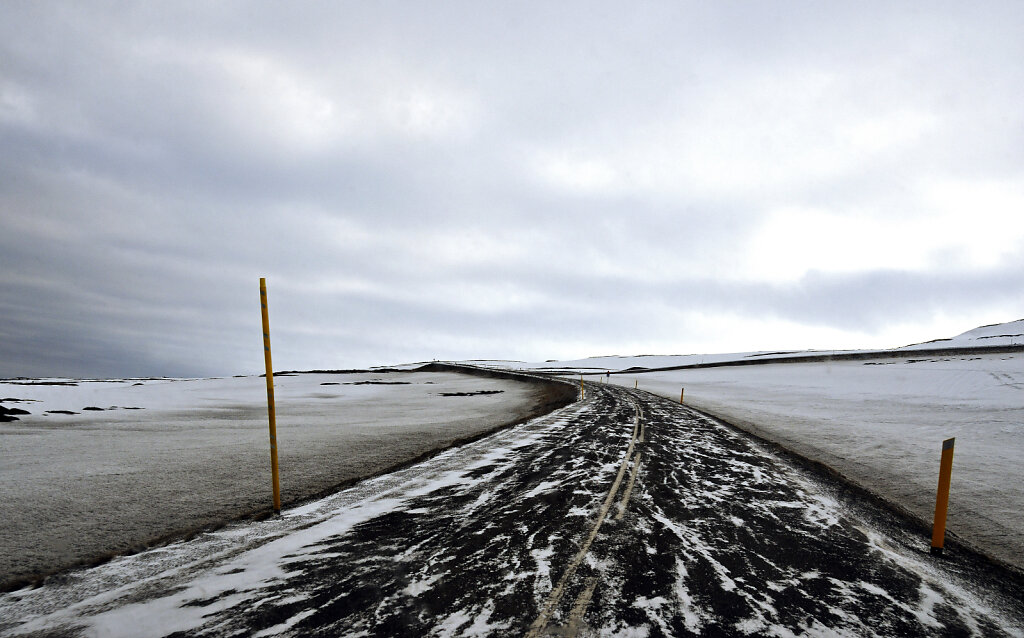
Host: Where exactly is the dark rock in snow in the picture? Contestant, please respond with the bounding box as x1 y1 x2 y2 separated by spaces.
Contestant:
0 405 29 422
439 390 505 397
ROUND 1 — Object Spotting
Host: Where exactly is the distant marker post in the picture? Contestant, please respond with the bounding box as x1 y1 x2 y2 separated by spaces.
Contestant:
680 388 685 403
930 437 955 555
580 375 585 400
260 278 282 514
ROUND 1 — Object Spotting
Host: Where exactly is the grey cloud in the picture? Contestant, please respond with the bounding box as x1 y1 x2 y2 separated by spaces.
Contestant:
3 2 1024 376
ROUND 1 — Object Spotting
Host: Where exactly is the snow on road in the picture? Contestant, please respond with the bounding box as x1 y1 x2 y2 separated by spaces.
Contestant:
472 319 1024 573
3 383 1021 637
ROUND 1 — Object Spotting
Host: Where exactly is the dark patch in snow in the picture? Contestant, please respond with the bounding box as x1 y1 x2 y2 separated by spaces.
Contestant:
345 381 412 386
0 406 29 422
7 381 78 386
439 390 505 397
45 410 78 415
181 589 241 607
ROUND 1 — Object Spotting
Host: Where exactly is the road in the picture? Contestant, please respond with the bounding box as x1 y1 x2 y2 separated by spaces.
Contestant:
3 382 1023 636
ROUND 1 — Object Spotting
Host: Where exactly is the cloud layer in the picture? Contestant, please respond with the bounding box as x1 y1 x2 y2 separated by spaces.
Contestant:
2 2 1024 376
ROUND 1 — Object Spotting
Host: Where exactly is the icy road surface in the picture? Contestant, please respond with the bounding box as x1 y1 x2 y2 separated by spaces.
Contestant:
3 383 1022 637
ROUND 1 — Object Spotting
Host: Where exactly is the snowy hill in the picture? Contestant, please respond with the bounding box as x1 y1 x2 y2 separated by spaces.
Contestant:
942 318 1024 347
468 319 1024 376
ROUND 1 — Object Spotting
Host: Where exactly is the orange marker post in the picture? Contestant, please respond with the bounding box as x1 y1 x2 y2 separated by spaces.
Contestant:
580 375 585 400
930 437 955 555
680 388 685 403
260 278 282 514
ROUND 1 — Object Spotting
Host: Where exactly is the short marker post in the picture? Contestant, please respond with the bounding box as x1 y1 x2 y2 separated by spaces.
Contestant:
930 437 955 555
634 379 637 389
259 278 282 515
580 375 585 400
680 388 685 403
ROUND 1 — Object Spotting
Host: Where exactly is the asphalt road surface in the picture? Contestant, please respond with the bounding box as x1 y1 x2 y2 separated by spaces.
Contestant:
3 382 1023 636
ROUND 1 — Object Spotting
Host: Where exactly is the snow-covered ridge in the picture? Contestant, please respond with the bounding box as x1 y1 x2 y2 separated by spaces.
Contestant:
466 319 1024 375
946 318 1024 344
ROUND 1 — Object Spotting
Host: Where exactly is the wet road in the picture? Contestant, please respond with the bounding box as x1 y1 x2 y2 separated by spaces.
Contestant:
3 382 1023 636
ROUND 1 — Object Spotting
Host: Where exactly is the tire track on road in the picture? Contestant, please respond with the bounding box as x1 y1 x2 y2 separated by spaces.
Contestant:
526 392 643 637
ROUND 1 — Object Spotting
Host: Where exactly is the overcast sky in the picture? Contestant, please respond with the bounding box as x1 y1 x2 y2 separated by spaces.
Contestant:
2 2 1023 377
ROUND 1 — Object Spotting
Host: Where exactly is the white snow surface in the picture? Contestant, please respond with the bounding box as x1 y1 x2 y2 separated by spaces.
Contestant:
0 371 551 587
475 320 1024 571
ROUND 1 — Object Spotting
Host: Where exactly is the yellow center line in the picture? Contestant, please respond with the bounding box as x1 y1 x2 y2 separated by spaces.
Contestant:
526 396 642 638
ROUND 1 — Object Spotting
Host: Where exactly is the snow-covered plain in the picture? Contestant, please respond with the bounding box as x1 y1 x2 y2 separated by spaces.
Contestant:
473 320 1024 572
0 370 563 589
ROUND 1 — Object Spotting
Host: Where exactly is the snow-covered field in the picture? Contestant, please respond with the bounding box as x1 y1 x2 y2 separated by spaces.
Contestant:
0 370 563 589
473 320 1024 572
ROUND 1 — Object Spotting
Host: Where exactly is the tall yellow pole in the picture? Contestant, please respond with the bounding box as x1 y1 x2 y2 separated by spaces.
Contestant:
580 375 585 400
930 437 955 555
260 278 281 514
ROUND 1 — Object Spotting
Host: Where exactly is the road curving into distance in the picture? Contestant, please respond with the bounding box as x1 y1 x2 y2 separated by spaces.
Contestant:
3 381 1023 636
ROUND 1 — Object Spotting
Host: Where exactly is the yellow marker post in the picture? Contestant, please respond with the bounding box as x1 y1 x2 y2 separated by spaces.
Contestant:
680 388 685 403
634 379 637 389
930 437 955 555
260 278 281 514
580 375 585 400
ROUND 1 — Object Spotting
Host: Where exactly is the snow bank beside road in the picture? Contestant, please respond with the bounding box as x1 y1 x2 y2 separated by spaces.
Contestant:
0 370 573 589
